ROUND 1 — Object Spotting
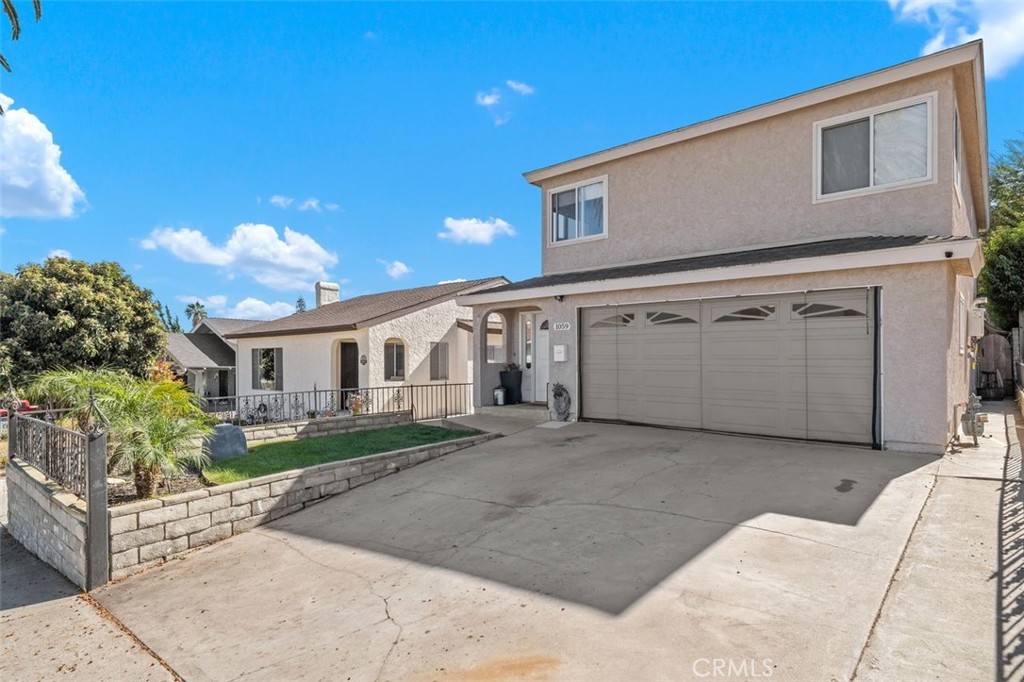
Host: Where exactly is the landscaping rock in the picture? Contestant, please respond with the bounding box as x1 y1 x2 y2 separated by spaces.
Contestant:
205 424 249 460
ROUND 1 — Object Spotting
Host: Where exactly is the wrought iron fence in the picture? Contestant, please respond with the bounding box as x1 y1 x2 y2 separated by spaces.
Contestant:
8 413 89 498
202 383 473 426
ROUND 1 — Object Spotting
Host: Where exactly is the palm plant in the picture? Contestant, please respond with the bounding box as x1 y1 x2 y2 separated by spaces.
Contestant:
26 368 212 498
185 301 208 329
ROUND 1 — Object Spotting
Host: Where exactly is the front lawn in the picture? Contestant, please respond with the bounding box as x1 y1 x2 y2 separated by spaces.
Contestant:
204 423 476 484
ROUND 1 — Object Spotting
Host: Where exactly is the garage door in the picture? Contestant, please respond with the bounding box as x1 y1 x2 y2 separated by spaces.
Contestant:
580 289 877 444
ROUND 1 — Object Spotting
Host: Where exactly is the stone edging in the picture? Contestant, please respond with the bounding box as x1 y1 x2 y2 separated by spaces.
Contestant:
107 431 499 580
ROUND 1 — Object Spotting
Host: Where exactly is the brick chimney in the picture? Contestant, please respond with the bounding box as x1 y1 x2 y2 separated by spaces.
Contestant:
315 282 340 307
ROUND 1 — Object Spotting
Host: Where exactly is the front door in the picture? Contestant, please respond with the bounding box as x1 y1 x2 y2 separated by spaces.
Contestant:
340 342 359 389
218 370 230 397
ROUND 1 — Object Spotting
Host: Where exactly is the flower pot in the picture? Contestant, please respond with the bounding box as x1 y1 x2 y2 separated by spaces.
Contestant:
499 370 523 405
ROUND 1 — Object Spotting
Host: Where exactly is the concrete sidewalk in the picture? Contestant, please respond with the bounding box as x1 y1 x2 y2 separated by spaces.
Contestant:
0 478 174 682
855 400 1021 681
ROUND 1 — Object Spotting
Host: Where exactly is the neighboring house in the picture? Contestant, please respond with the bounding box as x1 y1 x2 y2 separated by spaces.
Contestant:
164 318 260 398
459 41 988 455
226 278 508 397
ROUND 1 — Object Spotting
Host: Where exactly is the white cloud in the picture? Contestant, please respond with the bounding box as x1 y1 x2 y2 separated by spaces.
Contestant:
438 217 515 245
175 293 292 320
142 223 338 291
506 80 535 95
475 89 501 107
493 112 512 127
0 93 86 219
378 259 411 279
297 197 321 212
47 249 71 259
269 195 293 209
889 0 1024 77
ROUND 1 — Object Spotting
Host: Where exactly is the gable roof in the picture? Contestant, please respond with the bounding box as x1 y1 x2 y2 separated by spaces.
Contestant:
165 332 236 369
523 42 987 223
459 236 980 304
226 277 509 339
197 317 263 338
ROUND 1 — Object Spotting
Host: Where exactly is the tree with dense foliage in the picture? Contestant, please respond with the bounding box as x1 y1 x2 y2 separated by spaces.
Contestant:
159 303 183 333
980 136 1024 330
990 137 1024 231
0 258 166 386
980 222 1024 330
185 301 207 328
295 296 307 312
1 0 42 115
26 368 212 498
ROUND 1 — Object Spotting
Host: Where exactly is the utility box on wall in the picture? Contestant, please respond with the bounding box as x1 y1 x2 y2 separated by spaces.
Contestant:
968 308 985 338
553 344 567 362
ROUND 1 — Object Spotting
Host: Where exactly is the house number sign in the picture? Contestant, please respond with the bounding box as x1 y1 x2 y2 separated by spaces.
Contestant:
553 322 572 331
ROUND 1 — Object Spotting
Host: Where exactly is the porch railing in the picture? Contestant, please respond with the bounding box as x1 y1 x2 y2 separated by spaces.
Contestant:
201 383 473 426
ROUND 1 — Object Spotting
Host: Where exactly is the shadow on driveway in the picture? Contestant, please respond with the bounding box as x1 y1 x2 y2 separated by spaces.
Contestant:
270 421 933 615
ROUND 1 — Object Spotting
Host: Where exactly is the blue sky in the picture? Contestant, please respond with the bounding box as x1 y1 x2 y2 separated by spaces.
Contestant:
1 2 1022 321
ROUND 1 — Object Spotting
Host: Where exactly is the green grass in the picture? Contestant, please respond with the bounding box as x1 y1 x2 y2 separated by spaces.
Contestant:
204 424 477 485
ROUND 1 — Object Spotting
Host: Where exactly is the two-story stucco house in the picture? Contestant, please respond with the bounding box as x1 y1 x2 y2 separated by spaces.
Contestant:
459 41 988 455
227 278 507 398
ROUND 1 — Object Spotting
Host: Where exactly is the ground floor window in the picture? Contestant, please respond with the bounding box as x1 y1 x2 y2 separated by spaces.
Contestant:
430 341 449 381
384 339 406 381
251 348 282 391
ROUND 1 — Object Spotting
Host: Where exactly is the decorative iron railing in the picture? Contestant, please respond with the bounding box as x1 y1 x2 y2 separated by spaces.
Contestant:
8 413 89 498
201 383 473 426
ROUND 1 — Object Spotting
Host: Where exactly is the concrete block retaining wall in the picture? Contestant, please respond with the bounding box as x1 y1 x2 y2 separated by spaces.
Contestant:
108 431 498 580
6 458 89 589
241 411 413 447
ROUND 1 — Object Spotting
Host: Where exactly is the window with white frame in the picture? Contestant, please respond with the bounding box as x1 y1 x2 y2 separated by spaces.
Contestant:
550 177 607 243
384 339 405 381
815 94 934 201
429 341 449 381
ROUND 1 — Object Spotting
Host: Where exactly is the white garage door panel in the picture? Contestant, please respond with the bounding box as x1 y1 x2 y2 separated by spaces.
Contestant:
580 289 876 444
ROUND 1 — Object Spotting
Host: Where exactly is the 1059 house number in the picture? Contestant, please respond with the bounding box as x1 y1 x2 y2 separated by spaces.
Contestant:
553 322 572 331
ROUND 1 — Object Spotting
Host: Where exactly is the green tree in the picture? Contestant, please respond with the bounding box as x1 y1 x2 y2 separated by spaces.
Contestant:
185 301 207 328
1 0 42 115
990 137 1024 231
159 303 183 333
979 222 1024 330
979 137 1024 329
295 296 307 312
26 368 212 498
0 258 166 386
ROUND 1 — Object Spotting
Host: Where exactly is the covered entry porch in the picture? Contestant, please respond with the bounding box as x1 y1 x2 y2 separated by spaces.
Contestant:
472 305 553 407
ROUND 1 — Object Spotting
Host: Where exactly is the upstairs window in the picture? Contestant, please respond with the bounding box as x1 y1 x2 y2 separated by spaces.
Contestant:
815 94 934 201
550 177 607 243
384 339 405 381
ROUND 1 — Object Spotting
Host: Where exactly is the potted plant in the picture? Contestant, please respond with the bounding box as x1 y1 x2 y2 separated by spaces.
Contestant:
499 362 523 404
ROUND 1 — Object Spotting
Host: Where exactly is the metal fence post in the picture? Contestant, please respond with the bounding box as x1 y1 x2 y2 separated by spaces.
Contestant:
85 431 109 590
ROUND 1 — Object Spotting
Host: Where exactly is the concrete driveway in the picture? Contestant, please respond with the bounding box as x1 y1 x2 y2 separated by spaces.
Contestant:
95 420 937 681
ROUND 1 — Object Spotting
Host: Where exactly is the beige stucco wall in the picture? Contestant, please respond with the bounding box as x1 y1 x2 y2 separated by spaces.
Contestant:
539 71 961 275
366 299 473 388
235 300 474 397
475 261 963 454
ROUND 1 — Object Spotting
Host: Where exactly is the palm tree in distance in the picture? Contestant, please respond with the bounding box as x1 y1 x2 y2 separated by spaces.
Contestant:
1 1 42 115
185 301 208 329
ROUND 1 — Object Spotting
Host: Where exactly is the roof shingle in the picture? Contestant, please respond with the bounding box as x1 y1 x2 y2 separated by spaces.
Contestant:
226 278 507 339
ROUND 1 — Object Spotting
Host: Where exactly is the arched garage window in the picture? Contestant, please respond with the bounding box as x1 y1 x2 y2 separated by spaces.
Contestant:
384 338 405 381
